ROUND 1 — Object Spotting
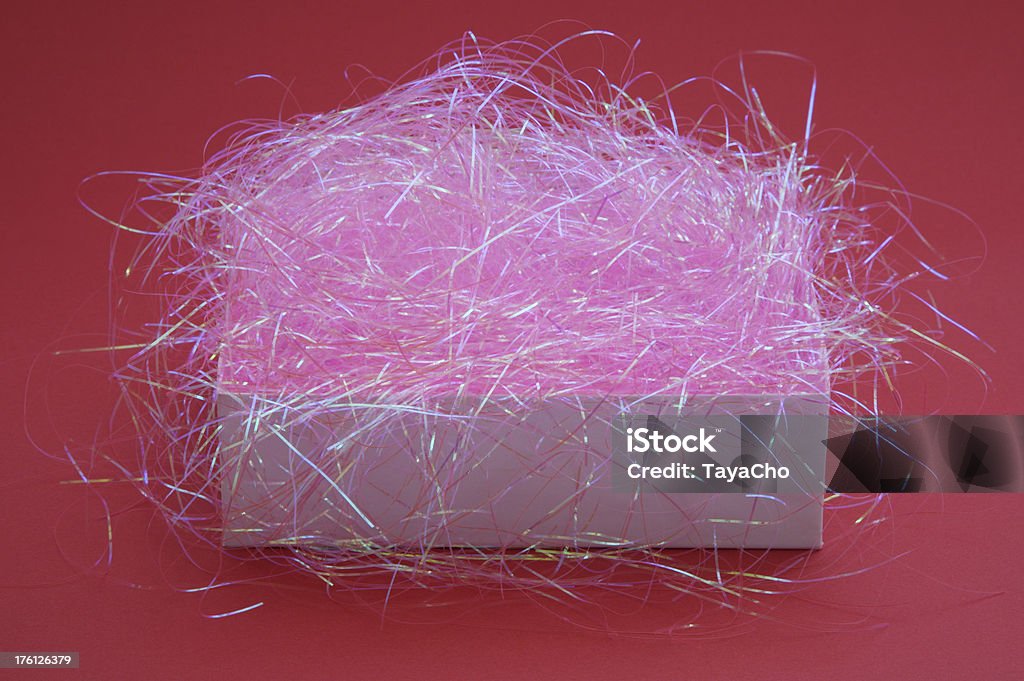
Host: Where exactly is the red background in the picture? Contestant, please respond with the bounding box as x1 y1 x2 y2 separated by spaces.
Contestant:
3 1 1022 678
